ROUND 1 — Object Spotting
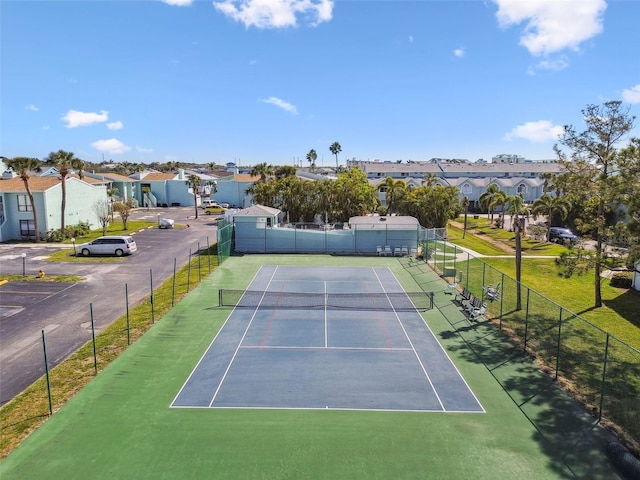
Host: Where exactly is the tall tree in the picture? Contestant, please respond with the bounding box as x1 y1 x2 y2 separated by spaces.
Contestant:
531 193 570 241
505 194 530 310
106 187 119 221
376 177 406 215
329 141 342 169
187 174 202 219
274 165 297 179
250 162 273 182
462 196 469 239
306 149 318 172
94 200 111 236
555 101 635 308
5 157 42 242
44 150 85 232
479 184 505 224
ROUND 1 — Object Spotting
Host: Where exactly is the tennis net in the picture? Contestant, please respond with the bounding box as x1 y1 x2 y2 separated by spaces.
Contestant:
218 289 434 311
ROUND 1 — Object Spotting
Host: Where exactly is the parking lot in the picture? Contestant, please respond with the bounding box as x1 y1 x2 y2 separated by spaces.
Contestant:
0 207 220 405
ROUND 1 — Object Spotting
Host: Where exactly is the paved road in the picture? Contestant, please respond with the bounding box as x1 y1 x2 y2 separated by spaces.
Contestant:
0 207 221 406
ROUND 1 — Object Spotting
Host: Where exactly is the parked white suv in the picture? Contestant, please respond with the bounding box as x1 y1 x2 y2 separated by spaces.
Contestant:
78 236 138 257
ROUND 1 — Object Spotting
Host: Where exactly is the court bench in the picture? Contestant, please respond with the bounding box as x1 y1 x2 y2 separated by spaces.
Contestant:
455 288 487 321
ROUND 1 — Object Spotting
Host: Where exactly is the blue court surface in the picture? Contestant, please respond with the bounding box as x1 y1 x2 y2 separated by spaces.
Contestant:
172 266 484 413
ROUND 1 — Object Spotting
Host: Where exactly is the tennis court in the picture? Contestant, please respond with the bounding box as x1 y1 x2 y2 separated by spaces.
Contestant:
172 266 483 412
0 255 621 480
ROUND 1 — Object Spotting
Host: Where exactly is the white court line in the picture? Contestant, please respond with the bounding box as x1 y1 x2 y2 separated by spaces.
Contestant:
240 345 413 351
170 266 267 407
208 266 280 408
373 268 446 411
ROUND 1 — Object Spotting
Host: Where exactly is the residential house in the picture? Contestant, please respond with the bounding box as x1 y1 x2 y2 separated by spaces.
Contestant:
214 173 262 208
84 172 137 205
0 175 107 241
353 159 561 210
129 169 216 208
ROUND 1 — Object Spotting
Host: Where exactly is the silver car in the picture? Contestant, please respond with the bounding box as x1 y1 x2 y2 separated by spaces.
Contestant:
77 236 138 257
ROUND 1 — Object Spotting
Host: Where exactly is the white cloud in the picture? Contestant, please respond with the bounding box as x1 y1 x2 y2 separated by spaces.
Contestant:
107 121 123 130
91 138 131 155
62 110 108 128
262 96 298 114
136 146 154 154
536 57 569 71
503 120 565 142
213 0 334 29
25 104 38 111
454 47 465 58
622 84 640 104
161 0 193 6
408 35 414 43
494 0 606 56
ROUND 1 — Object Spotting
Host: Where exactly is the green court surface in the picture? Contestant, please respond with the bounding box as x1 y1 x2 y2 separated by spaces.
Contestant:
0 255 620 479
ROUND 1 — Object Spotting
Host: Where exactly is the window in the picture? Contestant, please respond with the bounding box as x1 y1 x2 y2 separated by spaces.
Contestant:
461 183 472 195
20 219 35 237
17 195 32 212
517 183 527 194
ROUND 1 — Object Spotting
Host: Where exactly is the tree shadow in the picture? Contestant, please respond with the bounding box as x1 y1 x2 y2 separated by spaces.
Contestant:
603 289 640 327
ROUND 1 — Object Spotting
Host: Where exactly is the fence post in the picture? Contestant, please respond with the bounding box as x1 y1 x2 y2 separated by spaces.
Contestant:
150 269 155 324
523 288 530 351
598 334 610 422
482 263 486 295
41 329 53 415
555 308 563 381
198 242 202 282
465 252 470 289
172 258 177 307
125 283 130 345
207 237 211 273
187 249 192 293
499 272 505 324
90 303 98 375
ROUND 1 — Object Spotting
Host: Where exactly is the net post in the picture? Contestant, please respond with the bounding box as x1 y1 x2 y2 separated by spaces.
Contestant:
218 289 223 307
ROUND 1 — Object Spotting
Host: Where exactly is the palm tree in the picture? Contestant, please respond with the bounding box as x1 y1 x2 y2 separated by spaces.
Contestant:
187 174 202 219
44 150 85 232
479 184 505 224
505 194 530 311
329 141 342 169
5 157 42 242
250 162 273 182
306 149 317 172
531 193 571 241
376 177 406 215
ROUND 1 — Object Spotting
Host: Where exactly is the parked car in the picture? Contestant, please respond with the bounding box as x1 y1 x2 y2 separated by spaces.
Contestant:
201 199 218 209
219 202 230 209
204 205 226 215
548 227 577 244
77 236 138 256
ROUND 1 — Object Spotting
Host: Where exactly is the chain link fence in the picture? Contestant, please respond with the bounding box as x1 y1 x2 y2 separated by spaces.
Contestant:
422 237 640 453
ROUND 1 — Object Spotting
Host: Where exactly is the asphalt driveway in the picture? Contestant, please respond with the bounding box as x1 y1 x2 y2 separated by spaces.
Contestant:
0 207 221 406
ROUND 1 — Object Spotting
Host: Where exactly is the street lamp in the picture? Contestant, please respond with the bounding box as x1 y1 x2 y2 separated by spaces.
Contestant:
21 253 26 277
71 238 77 256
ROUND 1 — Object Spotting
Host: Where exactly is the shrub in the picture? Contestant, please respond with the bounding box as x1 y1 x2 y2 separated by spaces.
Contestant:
610 272 633 288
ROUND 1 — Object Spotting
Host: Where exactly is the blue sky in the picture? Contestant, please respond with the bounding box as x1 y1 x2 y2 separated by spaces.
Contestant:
2 0 639 167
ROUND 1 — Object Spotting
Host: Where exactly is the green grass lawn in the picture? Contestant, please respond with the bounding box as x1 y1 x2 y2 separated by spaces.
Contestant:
446 218 640 349
483 257 640 348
